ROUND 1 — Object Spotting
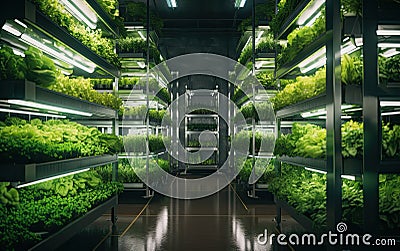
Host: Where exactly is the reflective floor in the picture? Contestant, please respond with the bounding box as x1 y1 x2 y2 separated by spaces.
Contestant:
57 185 301 251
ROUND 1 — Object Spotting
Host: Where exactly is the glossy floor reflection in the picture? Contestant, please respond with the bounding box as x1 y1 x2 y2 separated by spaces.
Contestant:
57 185 299 251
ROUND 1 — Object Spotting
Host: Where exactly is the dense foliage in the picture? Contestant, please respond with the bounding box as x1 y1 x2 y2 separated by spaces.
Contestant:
238 33 275 66
32 0 120 67
0 182 19 206
274 121 400 159
117 37 161 64
0 171 123 250
123 134 167 153
49 74 123 111
232 130 275 154
0 117 121 163
271 67 326 110
379 54 400 83
277 12 326 67
0 46 26 80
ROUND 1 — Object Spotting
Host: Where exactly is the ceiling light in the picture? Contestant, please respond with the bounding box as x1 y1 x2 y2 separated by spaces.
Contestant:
8 100 93 117
166 0 177 8
16 168 90 188
235 0 247 8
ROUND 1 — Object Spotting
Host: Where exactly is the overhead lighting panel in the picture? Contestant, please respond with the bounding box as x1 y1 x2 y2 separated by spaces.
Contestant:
166 0 177 8
8 100 93 117
235 0 247 8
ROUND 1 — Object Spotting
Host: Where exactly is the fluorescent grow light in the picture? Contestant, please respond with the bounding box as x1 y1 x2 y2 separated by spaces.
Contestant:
299 47 326 73
301 105 354 118
297 0 325 26
166 0 177 8
380 101 400 107
8 100 93 117
378 43 400 48
20 33 96 73
0 108 66 118
138 30 146 40
305 168 357 180
59 0 97 29
16 168 90 188
305 167 326 174
376 30 400 36
235 0 247 8
382 111 400 116
341 175 356 181
381 48 400 58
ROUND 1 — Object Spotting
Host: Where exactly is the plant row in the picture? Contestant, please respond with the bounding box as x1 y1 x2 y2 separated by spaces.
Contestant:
274 121 400 159
267 163 400 231
31 0 120 67
123 134 168 154
232 130 275 154
0 117 121 163
0 170 123 250
117 37 161 64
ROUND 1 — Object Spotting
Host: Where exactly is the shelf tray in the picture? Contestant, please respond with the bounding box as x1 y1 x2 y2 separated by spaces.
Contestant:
274 197 315 232
0 80 117 119
29 195 118 251
277 156 362 175
276 31 331 79
276 0 314 40
0 0 119 77
276 94 327 119
0 154 117 184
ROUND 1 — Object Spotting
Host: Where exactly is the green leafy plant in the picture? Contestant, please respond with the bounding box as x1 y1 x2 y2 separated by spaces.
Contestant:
341 53 363 85
49 74 123 110
32 0 120 67
0 117 120 163
124 2 164 34
0 46 25 80
0 182 19 206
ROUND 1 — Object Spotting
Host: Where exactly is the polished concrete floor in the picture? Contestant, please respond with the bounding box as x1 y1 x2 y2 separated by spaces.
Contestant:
57 185 303 251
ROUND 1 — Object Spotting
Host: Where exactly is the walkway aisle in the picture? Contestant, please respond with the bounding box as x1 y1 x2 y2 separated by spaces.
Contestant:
58 186 299 251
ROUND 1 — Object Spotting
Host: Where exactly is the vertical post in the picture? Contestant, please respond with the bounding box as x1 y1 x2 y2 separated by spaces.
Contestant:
325 0 342 230
362 0 380 232
145 0 152 198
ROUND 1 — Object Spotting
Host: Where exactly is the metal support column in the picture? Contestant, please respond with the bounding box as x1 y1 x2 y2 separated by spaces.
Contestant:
362 0 380 232
325 0 342 230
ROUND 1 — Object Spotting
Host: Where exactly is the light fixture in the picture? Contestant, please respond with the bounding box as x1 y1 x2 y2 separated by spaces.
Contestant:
305 167 326 174
299 47 326 73
257 25 270 30
381 48 400 58
380 101 400 107
0 108 66 118
376 30 400 36
344 107 362 113
255 31 264 45
354 37 363 47
8 100 93 117
59 0 97 29
20 33 96 73
138 30 146 40
137 61 146 68
301 105 354 118
15 168 90 188
297 0 325 26
382 111 400 116
317 115 353 119
341 40 361 55
125 26 145 31
2 23 22 37
341 175 356 181
166 0 177 8
378 43 400 48
235 0 247 8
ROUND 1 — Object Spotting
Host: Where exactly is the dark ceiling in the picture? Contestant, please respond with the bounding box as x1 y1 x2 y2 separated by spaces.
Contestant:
121 0 263 59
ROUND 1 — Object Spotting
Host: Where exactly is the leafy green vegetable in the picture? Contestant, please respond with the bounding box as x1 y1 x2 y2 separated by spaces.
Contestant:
24 46 57 87
0 117 120 163
0 46 25 80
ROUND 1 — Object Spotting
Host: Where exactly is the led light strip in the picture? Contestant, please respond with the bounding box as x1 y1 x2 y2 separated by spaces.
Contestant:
0 107 66 118
305 167 356 180
16 168 90 188
20 33 96 73
59 0 97 29
8 100 92 117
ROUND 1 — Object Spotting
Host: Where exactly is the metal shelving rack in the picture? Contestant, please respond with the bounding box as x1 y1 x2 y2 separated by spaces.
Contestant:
362 0 400 233
273 0 343 232
0 0 121 248
184 89 220 172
